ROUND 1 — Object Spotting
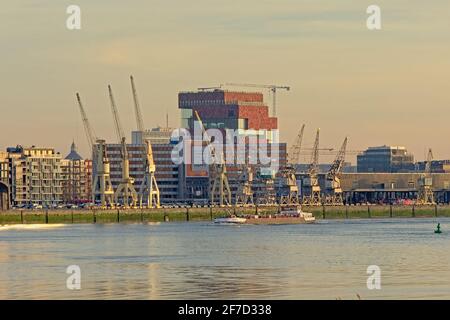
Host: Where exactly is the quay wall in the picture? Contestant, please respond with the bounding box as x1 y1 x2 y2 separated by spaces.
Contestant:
1 205 450 224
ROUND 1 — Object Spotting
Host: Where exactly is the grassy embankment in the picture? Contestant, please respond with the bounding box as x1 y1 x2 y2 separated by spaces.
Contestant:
1 205 450 225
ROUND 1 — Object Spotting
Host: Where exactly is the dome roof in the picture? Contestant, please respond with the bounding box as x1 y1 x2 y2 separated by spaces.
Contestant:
65 141 83 160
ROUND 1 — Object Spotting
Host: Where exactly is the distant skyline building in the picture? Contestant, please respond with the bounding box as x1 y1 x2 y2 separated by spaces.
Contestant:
131 126 174 145
357 146 415 173
416 160 450 173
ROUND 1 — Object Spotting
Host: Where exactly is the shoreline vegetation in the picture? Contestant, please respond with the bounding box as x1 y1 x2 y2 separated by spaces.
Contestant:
1 204 450 225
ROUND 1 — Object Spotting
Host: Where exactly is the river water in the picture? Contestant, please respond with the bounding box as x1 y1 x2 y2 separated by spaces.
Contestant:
0 218 449 299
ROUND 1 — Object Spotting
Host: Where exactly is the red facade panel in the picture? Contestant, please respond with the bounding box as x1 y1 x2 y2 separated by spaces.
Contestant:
237 105 277 130
223 92 263 103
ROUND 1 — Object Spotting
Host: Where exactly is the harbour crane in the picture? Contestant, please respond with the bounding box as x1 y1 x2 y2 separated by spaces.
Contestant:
279 124 305 206
302 128 321 206
235 161 254 207
108 85 138 208
76 93 113 207
131 76 145 133
299 149 361 157
91 140 115 207
222 83 290 117
76 93 97 150
279 167 300 206
417 148 435 205
287 124 305 165
130 75 160 208
325 137 347 205
256 172 277 206
194 110 232 206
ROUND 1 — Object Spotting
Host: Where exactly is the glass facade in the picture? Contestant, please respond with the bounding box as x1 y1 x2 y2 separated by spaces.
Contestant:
357 146 415 173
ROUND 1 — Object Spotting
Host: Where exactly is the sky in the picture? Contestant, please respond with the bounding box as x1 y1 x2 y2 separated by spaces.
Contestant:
1 0 450 163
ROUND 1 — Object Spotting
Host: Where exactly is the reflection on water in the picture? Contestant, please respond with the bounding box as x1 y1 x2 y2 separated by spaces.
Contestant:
0 224 66 231
0 219 450 299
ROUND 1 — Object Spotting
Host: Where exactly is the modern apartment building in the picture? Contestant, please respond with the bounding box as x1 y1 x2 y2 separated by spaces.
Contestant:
6 146 63 207
0 151 9 210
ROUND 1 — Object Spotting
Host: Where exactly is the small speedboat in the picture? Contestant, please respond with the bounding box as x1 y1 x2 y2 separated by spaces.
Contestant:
214 215 247 224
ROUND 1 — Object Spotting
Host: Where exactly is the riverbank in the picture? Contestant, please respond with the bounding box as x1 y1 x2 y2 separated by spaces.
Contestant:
1 204 450 225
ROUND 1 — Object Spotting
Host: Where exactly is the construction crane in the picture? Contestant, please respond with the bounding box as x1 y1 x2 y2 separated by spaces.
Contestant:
287 124 305 165
325 137 347 205
108 85 138 208
194 110 232 206
76 93 113 207
130 75 160 208
198 86 222 92
302 128 321 206
417 148 435 205
222 83 290 117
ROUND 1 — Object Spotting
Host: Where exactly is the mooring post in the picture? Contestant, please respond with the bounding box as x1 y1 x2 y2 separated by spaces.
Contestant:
255 204 259 215
93 210 96 224
412 205 415 218
20 210 24 224
45 210 49 224
140 209 144 223
117 209 120 223
210 206 213 220
345 205 349 219
186 207 190 222
71 210 74 224
390 205 393 218
367 205 371 218
322 205 326 219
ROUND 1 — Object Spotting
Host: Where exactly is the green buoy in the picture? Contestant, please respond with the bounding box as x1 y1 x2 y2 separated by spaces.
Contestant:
434 223 442 234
